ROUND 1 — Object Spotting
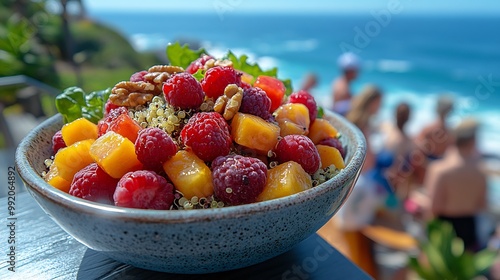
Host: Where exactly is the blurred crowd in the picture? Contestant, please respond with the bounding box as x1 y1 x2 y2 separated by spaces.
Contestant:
303 52 499 278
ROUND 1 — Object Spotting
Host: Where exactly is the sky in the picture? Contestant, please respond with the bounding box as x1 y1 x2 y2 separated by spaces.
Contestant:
84 0 500 14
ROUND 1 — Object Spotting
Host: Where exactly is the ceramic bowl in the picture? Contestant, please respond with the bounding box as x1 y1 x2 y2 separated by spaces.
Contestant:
15 110 366 274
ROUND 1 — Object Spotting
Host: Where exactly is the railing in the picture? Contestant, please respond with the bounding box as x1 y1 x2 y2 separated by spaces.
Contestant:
0 75 59 149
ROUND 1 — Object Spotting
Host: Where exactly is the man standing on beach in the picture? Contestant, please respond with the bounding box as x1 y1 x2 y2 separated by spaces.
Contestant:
425 118 487 251
331 52 361 116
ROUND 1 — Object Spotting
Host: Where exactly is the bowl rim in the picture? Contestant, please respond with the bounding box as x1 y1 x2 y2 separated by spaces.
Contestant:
15 110 366 223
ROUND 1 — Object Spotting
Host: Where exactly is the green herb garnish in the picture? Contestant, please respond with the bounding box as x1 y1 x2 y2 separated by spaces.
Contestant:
55 87 111 124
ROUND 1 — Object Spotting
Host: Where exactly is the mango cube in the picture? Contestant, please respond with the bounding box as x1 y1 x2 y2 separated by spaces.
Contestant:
45 164 71 192
257 161 312 202
274 103 310 136
61 117 98 146
308 119 339 144
90 131 142 179
231 112 280 153
53 139 95 182
163 150 214 199
316 144 345 170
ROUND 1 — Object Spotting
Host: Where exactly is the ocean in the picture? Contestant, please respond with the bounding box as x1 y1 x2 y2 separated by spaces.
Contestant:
88 11 500 203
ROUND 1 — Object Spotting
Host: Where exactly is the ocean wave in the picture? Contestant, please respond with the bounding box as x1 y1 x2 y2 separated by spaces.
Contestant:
283 39 319 52
365 59 412 73
130 33 169 52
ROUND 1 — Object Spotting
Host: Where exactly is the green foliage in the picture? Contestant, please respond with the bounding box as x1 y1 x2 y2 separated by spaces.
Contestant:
409 219 497 280
166 42 206 69
55 87 111 124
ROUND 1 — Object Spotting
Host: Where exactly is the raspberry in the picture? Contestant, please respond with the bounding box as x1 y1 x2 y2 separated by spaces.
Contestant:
201 66 241 99
162 72 204 110
69 163 119 204
104 100 120 116
239 87 272 119
186 55 213 74
114 170 175 210
180 112 231 162
52 130 66 154
318 137 346 158
289 90 318 123
135 128 177 171
97 106 128 137
274 134 320 174
130 70 148 82
212 155 267 205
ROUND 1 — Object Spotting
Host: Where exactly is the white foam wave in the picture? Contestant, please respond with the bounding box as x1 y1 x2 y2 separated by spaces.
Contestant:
365 59 412 73
130 33 169 52
283 39 319 52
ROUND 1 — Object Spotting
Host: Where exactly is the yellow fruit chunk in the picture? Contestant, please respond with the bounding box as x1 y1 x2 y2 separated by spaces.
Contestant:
274 103 310 136
257 161 312 202
45 164 71 192
90 131 142 179
61 117 98 146
53 139 95 182
231 112 280 153
316 144 345 170
308 119 339 144
163 150 213 199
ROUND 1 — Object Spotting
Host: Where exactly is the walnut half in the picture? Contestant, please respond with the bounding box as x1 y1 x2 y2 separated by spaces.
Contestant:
110 81 157 107
214 84 243 120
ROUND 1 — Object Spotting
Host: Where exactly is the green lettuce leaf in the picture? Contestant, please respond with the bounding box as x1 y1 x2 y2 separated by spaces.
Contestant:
56 87 111 124
166 42 206 69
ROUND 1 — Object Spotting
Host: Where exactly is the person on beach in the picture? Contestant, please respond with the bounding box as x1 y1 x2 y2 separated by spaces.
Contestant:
331 52 361 116
300 72 318 93
413 95 454 183
383 102 416 198
336 85 383 277
424 118 487 251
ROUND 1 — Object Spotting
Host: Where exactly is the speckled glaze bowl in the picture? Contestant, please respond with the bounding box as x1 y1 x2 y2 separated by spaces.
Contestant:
16 110 365 274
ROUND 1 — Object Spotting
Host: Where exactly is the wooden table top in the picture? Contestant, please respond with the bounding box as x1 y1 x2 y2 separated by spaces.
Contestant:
0 191 372 279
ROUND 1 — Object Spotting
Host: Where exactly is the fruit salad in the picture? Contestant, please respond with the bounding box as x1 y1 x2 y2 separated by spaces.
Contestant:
42 43 345 210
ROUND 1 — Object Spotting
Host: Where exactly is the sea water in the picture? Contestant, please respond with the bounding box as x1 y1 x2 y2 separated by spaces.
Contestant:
89 11 500 197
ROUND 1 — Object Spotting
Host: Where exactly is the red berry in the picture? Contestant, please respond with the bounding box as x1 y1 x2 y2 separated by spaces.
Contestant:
52 130 66 154
239 87 272 119
289 90 318 123
113 170 175 210
69 163 119 204
98 107 128 137
162 73 204 109
180 112 231 162
130 70 148 82
212 155 267 205
135 128 177 171
104 100 120 116
186 55 213 74
318 137 346 158
201 66 241 99
274 134 320 174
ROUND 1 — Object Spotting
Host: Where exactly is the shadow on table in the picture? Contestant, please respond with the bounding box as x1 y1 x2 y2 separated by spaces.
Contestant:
76 234 369 280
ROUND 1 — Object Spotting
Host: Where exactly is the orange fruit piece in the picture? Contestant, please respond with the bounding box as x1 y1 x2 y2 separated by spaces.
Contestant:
308 119 339 144
53 139 95 182
254 75 285 112
89 131 142 179
231 112 280 154
257 161 312 202
316 144 345 170
163 150 214 199
61 117 98 146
